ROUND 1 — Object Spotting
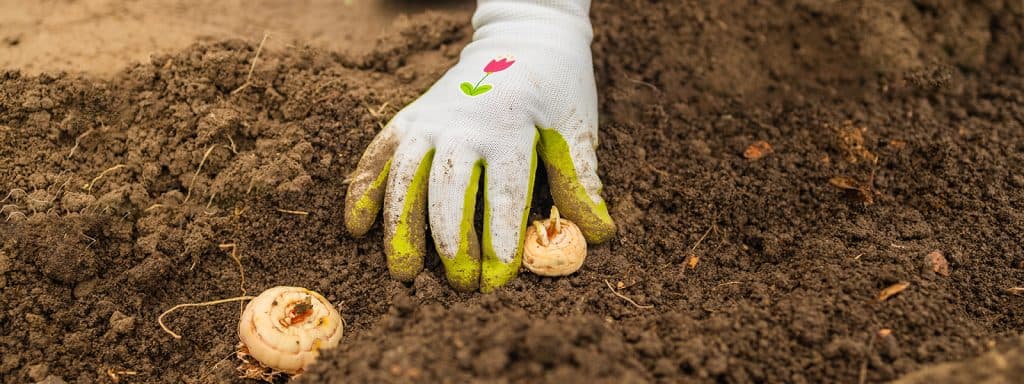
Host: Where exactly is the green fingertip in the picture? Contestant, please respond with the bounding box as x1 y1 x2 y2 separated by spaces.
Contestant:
481 137 538 293
344 159 391 236
386 150 434 281
537 127 616 244
439 160 483 292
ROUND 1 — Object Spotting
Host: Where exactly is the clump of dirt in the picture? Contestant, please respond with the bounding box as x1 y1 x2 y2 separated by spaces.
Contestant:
1 1 1023 383
894 335 1024 384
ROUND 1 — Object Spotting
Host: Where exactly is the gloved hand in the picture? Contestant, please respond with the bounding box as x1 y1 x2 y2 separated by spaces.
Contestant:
344 0 614 292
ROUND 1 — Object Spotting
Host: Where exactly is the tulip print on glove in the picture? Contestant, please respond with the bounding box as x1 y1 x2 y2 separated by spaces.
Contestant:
461 57 515 96
343 0 614 292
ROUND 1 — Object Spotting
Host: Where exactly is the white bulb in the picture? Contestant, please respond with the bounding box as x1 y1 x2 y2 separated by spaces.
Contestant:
523 207 587 276
237 286 343 374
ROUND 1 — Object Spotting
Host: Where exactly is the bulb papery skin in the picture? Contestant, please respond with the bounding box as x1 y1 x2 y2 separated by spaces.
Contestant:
523 218 587 276
238 286 343 374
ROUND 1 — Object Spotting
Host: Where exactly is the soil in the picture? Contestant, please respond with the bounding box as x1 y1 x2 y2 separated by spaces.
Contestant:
1 1 1023 383
0 0 472 76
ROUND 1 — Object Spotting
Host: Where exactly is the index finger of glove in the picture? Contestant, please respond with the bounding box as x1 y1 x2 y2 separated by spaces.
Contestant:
344 125 399 237
537 127 616 244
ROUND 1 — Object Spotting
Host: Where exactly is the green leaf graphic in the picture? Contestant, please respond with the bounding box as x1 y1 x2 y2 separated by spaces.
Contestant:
460 82 475 96
471 84 493 96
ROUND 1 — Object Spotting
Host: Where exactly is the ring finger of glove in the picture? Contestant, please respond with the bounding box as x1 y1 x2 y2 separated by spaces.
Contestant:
428 143 484 292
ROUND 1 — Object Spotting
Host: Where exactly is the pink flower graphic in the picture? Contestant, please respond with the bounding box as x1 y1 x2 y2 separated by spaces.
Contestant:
483 58 515 73
461 57 516 96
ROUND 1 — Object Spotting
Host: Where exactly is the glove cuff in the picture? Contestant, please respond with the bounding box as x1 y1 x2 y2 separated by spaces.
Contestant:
472 0 593 44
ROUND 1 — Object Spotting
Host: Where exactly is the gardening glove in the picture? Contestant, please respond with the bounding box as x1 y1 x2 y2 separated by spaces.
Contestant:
344 0 615 292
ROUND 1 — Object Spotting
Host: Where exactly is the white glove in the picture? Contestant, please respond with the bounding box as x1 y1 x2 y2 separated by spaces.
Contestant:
344 0 615 292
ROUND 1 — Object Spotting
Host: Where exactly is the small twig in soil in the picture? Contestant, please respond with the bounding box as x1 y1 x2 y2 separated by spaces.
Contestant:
158 296 256 339
231 32 271 95
226 136 239 155
1 188 26 203
671 218 718 271
184 145 223 203
0 204 19 215
5 211 26 222
220 242 248 314
689 223 717 254
83 164 125 191
365 102 391 117
82 233 98 248
623 74 660 92
276 208 309 216
106 368 138 384
714 281 742 289
203 193 218 215
67 128 95 159
144 204 166 212
375 102 390 116
26 190 59 206
219 243 247 297
54 174 73 195
2 204 25 221
245 178 256 195
604 279 653 309
1005 287 1024 296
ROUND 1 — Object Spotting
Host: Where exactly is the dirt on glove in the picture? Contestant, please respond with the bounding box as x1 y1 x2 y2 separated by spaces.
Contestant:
1 1 1023 383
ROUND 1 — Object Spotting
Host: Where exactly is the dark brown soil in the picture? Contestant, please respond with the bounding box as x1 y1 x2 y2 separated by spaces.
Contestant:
2 1 1023 383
